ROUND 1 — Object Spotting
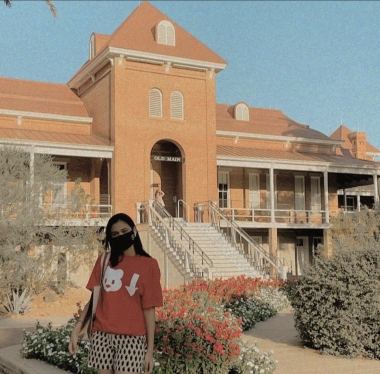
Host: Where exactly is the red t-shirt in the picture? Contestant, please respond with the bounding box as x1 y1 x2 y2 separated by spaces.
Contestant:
86 254 163 336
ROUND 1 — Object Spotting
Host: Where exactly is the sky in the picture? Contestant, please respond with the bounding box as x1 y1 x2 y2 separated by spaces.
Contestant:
1 1 380 149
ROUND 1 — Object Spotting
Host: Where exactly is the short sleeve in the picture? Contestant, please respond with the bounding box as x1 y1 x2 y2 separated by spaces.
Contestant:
86 254 103 291
141 259 163 309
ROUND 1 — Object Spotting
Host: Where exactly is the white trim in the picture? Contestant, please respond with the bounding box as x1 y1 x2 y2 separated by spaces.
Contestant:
217 130 343 147
217 157 380 174
0 109 92 124
0 139 113 158
68 46 226 89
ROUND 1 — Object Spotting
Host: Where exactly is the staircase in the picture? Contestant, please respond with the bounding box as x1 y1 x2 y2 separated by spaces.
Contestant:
177 221 261 279
144 201 278 283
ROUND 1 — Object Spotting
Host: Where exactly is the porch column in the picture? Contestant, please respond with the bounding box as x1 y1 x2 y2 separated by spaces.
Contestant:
357 195 361 212
270 166 275 223
323 170 329 223
374 173 379 208
269 227 278 278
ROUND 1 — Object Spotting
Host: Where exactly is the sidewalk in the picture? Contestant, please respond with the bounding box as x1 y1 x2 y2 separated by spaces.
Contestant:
242 308 380 374
1 309 380 374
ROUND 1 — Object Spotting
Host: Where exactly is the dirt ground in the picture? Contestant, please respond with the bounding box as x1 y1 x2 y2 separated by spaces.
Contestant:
3 287 91 320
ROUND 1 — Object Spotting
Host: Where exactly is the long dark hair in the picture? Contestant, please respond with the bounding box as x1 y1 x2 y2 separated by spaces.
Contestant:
105 213 151 267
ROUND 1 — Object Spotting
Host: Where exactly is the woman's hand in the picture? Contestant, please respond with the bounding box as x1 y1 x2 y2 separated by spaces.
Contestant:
144 349 154 373
68 322 81 355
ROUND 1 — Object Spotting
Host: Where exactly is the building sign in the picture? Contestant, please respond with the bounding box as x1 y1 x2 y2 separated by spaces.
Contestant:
152 155 183 162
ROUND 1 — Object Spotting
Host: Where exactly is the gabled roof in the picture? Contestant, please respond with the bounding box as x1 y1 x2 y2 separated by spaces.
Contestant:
330 125 380 154
70 1 226 86
0 77 89 117
95 1 226 65
216 104 333 142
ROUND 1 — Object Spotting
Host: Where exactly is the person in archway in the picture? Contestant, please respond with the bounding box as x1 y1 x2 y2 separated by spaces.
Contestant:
154 188 165 207
68 213 163 374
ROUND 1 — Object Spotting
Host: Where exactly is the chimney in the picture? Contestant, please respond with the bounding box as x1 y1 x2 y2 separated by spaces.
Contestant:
347 131 367 160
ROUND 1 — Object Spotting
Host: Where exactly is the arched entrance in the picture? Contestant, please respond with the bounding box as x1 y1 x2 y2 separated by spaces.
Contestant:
150 140 183 217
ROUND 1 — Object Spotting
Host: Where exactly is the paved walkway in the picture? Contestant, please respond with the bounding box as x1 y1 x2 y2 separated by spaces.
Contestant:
1 309 380 374
243 308 380 374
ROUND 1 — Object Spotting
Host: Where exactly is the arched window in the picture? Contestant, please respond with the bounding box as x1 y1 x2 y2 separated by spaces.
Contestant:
170 91 184 119
235 103 249 121
157 20 175 46
149 88 162 117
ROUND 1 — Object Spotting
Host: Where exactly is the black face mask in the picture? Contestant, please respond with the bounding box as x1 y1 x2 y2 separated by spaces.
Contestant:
109 231 135 252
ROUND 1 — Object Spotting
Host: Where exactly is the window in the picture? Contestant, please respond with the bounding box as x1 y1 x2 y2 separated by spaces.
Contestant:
310 176 321 212
149 88 162 117
235 103 249 121
170 91 184 119
157 20 175 46
249 173 260 209
51 163 66 205
218 171 229 208
295 175 305 211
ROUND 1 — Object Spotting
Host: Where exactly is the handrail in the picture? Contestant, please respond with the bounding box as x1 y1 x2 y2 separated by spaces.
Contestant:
149 201 213 271
195 201 281 278
177 199 190 222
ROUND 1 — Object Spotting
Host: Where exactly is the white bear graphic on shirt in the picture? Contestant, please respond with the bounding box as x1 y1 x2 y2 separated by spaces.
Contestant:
103 267 123 292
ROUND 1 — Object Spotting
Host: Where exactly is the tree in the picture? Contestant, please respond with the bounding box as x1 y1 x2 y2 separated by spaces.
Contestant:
3 0 57 17
0 146 103 313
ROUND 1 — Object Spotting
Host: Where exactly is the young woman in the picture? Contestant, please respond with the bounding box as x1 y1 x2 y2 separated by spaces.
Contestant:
154 189 165 207
69 213 163 374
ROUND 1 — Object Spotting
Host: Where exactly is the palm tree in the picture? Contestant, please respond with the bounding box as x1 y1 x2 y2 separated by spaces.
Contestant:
3 0 57 17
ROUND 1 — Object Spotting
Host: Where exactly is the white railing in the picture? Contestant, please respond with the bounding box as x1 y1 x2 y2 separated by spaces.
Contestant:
219 207 327 224
147 201 214 280
194 201 282 278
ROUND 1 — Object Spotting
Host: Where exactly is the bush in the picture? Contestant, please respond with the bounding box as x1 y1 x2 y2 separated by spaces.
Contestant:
283 242 380 359
21 304 95 374
21 278 284 373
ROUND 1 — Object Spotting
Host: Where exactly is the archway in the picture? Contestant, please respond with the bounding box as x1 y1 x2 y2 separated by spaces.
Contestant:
150 140 183 217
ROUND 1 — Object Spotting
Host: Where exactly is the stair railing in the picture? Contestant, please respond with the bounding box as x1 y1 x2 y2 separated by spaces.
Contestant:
194 201 281 278
148 200 213 280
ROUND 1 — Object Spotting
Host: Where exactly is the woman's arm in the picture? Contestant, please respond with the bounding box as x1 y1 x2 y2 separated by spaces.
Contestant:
68 300 90 355
143 307 156 373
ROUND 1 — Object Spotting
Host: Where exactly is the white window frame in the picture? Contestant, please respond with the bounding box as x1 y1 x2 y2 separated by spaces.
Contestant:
249 173 260 209
157 20 175 46
295 175 305 211
50 162 67 205
170 91 184 119
149 88 162 118
218 171 230 208
235 103 249 121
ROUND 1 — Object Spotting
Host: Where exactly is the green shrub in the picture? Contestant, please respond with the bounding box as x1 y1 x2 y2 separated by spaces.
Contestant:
283 241 380 359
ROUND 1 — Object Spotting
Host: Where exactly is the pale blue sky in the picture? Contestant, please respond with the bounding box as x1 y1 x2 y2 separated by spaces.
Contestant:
1 1 380 149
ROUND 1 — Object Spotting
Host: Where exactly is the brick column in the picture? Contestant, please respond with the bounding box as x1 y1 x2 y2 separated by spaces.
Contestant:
322 229 333 258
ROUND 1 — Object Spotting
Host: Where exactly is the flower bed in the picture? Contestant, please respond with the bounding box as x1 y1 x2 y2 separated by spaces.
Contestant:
21 276 288 373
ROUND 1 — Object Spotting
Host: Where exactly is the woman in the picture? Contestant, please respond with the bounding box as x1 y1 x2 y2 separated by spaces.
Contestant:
154 189 165 207
69 213 163 374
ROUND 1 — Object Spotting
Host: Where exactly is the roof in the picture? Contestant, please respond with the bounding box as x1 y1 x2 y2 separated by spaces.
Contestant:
70 1 226 84
0 127 110 147
217 145 379 168
216 104 332 141
0 77 89 117
330 125 380 154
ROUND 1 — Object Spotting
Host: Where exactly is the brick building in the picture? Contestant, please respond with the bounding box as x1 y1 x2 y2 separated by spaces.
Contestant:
1 1 380 286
